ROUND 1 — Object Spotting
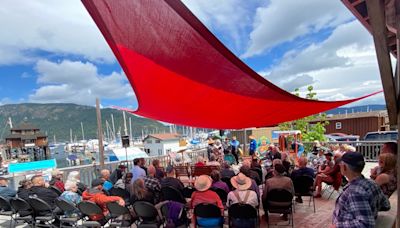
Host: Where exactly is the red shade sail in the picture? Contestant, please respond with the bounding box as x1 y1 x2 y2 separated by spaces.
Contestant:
82 0 380 129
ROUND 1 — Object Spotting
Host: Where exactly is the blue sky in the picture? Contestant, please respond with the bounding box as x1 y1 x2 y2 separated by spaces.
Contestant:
0 0 387 109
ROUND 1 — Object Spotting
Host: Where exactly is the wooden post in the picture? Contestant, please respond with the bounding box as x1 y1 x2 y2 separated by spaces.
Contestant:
96 98 105 168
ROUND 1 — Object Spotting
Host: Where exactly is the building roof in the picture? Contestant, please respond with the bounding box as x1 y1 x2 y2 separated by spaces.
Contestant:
312 111 388 122
145 133 181 141
11 122 40 131
5 132 47 140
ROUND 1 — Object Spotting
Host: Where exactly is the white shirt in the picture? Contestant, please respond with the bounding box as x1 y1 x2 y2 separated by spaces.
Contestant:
206 161 221 166
226 190 259 208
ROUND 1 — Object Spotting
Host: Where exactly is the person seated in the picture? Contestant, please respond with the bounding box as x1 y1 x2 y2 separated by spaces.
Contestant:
0 177 16 201
375 153 397 198
239 165 260 200
49 169 65 192
281 152 292 173
160 165 184 192
195 156 206 167
265 159 283 180
17 179 32 200
317 150 334 173
100 169 113 191
250 158 261 169
130 158 146 182
227 173 258 208
129 178 155 204
371 142 397 180
191 175 224 226
220 162 235 179
152 159 165 180
291 157 315 203
82 178 124 224
206 154 221 167
114 172 133 189
143 165 162 203
265 144 281 161
60 181 82 205
29 175 59 210
67 171 86 194
262 164 294 221
314 152 342 198
210 170 230 193
109 165 127 184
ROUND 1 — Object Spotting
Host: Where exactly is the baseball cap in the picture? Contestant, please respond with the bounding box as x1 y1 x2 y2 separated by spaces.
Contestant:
341 152 365 168
91 178 105 187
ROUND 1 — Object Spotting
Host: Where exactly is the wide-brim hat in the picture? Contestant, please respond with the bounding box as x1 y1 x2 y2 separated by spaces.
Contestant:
194 175 212 192
208 139 215 145
230 173 252 191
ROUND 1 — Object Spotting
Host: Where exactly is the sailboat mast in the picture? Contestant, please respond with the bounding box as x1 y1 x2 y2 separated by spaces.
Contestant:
123 111 128 136
81 122 85 141
106 120 110 142
129 117 132 141
111 114 116 141
8 117 13 129
70 129 73 143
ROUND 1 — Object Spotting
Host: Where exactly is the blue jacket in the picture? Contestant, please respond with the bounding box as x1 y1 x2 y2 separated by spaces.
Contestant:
249 139 257 151
0 186 17 200
230 140 240 148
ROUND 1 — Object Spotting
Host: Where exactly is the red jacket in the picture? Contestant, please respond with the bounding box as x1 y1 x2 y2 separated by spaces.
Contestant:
82 188 122 220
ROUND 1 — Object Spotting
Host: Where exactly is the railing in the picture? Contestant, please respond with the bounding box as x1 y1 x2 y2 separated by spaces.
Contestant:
303 140 391 161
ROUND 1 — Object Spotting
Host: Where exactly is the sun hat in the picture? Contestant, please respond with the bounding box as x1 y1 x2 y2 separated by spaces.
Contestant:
208 139 215 145
194 175 212 192
230 173 251 191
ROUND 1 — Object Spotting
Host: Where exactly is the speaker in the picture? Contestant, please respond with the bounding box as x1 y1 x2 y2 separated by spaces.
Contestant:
219 130 225 137
121 135 130 148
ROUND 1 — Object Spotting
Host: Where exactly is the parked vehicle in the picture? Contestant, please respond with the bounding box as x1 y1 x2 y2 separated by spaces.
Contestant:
363 131 398 141
325 134 360 142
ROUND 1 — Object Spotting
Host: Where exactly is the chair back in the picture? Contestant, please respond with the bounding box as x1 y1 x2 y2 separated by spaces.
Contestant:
192 166 220 177
221 177 233 191
77 201 103 217
55 198 78 214
293 175 314 195
0 196 11 211
182 186 196 198
265 188 293 211
174 166 189 179
193 203 221 218
132 201 158 222
210 187 227 203
161 186 186 204
10 198 32 214
106 201 129 218
49 186 62 196
109 187 130 200
27 197 53 216
228 203 257 219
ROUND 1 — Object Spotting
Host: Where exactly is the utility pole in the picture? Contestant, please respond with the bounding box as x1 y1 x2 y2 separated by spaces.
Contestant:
96 98 105 168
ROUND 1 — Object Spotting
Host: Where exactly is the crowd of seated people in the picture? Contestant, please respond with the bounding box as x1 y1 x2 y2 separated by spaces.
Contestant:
0 140 395 227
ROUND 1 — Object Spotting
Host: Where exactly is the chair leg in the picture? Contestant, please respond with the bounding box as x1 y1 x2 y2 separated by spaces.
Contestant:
312 196 316 213
327 189 335 200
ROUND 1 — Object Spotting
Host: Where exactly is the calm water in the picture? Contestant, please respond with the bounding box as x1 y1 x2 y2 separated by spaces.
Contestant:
50 145 113 168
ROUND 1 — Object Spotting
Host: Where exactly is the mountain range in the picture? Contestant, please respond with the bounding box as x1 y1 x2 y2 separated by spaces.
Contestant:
0 103 168 142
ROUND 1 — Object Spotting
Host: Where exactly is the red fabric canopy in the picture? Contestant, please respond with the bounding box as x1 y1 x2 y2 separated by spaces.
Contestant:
82 0 380 129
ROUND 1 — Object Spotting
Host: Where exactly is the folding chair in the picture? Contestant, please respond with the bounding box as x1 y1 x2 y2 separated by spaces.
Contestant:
10 198 34 227
106 201 132 227
228 203 259 228
193 203 223 228
161 186 186 204
0 196 15 228
292 175 315 212
263 188 294 228
55 198 81 227
27 197 56 228
132 201 162 227
77 201 104 227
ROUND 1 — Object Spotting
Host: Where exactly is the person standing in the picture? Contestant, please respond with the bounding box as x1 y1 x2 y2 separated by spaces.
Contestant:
331 152 390 228
131 158 146 183
230 136 240 164
249 135 257 157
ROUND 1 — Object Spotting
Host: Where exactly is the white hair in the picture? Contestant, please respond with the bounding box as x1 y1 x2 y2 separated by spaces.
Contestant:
64 180 77 191
67 171 80 182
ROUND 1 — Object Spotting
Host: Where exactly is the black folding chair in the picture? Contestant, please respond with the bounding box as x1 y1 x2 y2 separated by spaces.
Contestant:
182 186 196 198
106 201 132 227
292 175 315 212
161 186 186 204
193 203 223 228
132 201 162 227
210 187 228 205
55 198 81 227
49 186 62 196
221 177 233 191
160 201 189 228
10 198 34 227
77 201 104 227
0 196 14 228
228 203 259 228
27 197 56 227
263 189 294 228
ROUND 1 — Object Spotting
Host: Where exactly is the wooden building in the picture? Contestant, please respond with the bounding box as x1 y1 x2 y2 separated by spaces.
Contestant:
5 122 48 148
311 111 390 138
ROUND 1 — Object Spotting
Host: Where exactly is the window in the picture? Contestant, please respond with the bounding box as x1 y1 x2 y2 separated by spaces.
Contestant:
158 149 162 155
166 149 171 153
146 139 153 144
144 148 150 154
335 122 342 130
155 140 161 143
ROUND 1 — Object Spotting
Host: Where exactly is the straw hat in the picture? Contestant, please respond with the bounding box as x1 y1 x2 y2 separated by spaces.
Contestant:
194 175 212 192
230 173 252 191
208 139 215 145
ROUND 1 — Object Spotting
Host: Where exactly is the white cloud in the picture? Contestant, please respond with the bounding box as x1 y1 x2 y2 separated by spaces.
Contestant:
242 0 354 58
0 0 114 65
182 0 259 53
29 60 135 105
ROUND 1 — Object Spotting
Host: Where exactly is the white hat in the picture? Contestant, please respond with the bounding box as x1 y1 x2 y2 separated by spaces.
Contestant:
194 175 212 192
230 173 251 191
